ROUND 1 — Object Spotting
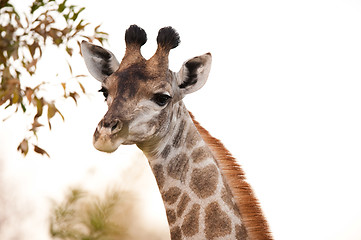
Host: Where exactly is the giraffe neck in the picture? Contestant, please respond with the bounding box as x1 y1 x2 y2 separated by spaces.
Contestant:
138 101 248 240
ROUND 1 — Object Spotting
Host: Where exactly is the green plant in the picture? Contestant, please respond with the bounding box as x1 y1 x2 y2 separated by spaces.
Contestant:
0 0 108 157
50 188 133 240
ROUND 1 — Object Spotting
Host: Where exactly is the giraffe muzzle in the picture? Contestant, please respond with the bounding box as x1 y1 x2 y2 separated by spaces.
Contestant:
93 118 126 153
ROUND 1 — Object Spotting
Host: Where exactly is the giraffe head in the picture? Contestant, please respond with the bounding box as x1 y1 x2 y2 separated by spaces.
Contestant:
81 25 212 153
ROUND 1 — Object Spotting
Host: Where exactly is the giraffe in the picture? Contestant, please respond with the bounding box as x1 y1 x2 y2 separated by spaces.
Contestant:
81 25 272 240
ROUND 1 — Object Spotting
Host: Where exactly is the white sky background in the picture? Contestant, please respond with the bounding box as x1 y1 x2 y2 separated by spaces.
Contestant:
1 0 361 239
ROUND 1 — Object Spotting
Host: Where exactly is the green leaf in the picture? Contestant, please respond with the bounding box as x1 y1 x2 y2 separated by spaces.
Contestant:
94 24 101 32
66 46 73 56
12 88 19 103
4 102 12 109
48 103 57 121
53 37 62 46
30 0 44 14
35 97 44 118
58 0 67 13
20 102 26 112
71 7 85 21
47 103 64 128
75 19 89 31
47 103 56 129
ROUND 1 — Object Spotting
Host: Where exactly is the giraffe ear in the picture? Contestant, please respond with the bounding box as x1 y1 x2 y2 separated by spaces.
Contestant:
177 53 212 95
81 41 120 82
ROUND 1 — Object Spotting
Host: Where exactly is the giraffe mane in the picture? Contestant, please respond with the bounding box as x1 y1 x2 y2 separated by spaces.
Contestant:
189 112 272 240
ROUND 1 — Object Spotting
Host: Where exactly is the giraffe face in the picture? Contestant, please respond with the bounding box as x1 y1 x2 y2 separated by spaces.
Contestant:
93 63 177 152
81 25 211 153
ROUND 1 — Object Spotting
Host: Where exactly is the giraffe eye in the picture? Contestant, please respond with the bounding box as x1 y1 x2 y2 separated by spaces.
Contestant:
98 87 108 100
152 93 172 107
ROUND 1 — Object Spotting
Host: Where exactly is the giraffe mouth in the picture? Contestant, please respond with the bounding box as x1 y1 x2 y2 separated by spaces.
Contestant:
93 132 125 153
93 121 129 153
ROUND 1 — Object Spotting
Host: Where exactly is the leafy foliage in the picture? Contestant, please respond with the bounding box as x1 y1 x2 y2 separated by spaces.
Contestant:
49 188 133 240
0 0 108 157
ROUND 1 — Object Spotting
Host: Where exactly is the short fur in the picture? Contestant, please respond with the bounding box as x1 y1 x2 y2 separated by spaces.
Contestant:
189 112 273 240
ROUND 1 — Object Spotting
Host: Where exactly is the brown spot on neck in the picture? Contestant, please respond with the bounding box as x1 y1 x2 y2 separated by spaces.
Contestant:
176 193 191 218
189 164 219 199
170 226 182 240
191 146 213 163
205 202 232 239
181 203 200 237
161 144 172 159
166 209 177 225
236 224 248 240
167 153 189 182
163 187 182 205
152 164 165 190
172 120 187 148
185 123 202 149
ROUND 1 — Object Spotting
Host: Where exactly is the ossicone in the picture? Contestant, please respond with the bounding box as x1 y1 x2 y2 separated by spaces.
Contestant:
122 25 147 64
124 25 147 47
147 26 180 69
156 26 180 50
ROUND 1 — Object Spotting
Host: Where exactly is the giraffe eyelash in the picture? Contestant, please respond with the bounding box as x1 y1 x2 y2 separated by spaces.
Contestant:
98 87 109 100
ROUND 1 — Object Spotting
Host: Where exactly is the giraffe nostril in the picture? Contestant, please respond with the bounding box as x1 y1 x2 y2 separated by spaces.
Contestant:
111 121 118 131
110 119 122 132
111 123 117 131
102 119 122 133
